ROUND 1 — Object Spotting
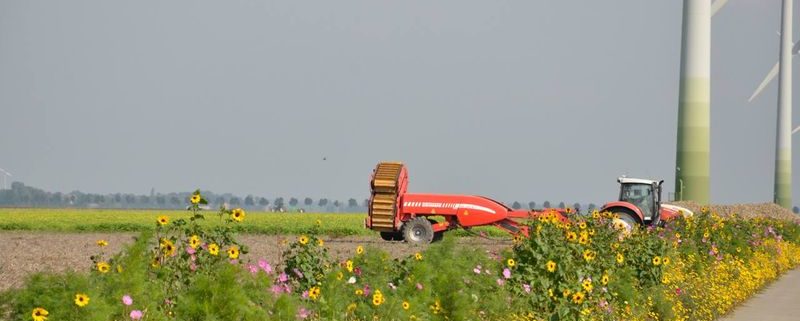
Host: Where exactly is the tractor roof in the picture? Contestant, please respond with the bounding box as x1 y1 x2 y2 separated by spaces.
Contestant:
617 177 662 185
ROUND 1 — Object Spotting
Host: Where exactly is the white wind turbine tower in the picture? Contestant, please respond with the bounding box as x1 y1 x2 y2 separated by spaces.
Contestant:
0 168 12 190
748 0 794 208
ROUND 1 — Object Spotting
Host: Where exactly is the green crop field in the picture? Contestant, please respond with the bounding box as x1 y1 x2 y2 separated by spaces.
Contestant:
0 208 371 235
0 208 504 236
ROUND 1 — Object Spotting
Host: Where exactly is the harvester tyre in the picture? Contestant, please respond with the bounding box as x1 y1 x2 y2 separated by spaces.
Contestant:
427 219 444 243
380 231 404 241
402 217 434 244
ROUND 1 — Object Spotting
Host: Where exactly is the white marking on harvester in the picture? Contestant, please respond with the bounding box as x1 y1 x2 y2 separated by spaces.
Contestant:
402 202 496 214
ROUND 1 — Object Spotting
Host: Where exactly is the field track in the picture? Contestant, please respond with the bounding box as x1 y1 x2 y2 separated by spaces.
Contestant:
0 231 510 292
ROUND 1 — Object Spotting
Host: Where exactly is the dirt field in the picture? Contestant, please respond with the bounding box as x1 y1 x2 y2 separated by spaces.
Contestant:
0 232 511 292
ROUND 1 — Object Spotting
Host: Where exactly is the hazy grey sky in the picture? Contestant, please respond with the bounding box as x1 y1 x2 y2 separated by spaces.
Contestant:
0 0 796 205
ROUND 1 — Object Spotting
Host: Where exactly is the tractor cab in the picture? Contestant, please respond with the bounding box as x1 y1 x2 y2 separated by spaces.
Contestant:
617 177 663 225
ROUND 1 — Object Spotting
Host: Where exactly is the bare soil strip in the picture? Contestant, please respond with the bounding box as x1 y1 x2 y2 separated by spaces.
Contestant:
0 232 510 292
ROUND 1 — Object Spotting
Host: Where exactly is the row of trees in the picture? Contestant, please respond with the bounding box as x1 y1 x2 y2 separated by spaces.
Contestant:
0 181 613 213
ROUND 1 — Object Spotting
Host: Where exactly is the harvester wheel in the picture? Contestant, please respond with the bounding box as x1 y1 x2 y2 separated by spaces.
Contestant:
380 232 404 241
402 217 434 244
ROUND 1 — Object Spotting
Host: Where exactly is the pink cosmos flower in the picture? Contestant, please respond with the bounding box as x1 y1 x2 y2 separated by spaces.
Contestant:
122 295 133 306
473 265 482 274
278 273 288 283
186 247 196 255
258 259 272 273
503 268 511 279
190 262 197 272
297 307 310 319
302 290 309 299
130 310 143 320
416 283 424 290
248 265 259 274
523 284 531 293
496 278 505 286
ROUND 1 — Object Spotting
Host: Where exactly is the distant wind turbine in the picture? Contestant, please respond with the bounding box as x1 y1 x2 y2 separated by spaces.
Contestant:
748 0 794 208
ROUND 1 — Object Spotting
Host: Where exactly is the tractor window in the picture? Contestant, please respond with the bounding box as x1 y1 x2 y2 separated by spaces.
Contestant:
620 183 654 220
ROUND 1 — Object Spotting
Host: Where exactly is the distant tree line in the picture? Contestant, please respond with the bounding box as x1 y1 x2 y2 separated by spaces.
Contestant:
0 182 631 215
0 182 369 213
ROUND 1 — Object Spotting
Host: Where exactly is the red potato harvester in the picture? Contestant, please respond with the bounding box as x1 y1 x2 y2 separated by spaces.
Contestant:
365 162 694 244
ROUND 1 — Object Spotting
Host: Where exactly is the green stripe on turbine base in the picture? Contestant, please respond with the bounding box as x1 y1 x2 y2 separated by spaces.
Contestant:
675 77 710 204
775 156 792 208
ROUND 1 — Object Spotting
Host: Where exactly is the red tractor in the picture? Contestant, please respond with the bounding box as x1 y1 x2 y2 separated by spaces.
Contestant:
365 162 693 244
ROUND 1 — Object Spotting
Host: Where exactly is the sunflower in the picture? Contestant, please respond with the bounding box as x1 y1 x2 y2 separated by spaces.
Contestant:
231 208 246 222
356 245 364 255
227 246 240 259
299 235 309 246
562 289 571 298
507 258 516 267
31 307 48 321
96 262 110 273
157 215 169 226
347 303 357 313
402 301 410 310
317 238 325 247
189 235 201 249
583 250 595 262
578 222 587 230
572 291 586 304
592 210 600 219
601 274 609 285
190 194 201 204
372 291 385 306
208 243 220 256
96 240 108 247
355 289 364 296
663 257 671 265
415 252 423 261
346 260 354 272
161 240 176 256
546 260 557 273
652 256 662 266
578 234 589 245
337 271 344 280
74 293 90 307
151 257 160 268
582 279 593 292
616 253 624 264
589 229 596 236
309 286 321 300
566 232 578 242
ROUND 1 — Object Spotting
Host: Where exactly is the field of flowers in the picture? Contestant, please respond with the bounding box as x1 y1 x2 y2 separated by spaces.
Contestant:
1 193 799 321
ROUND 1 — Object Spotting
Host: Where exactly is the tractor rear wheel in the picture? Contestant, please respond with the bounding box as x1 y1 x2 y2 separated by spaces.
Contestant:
611 210 640 236
402 217 434 244
380 231 404 241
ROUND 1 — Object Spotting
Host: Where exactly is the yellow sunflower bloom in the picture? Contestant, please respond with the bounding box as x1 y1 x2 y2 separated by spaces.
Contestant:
356 245 364 255
309 286 321 300
582 279 593 292
317 238 324 247
578 222 587 230
572 291 586 304
355 289 363 296
546 260 557 273
96 262 110 273
507 258 516 267
562 289 571 298
402 301 410 310
299 235 309 245
652 256 662 266
208 243 220 256
161 240 176 256
346 260 354 272
616 253 624 264
189 235 201 249
74 293 89 307
583 250 595 262
601 274 609 285
566 232 578 242
227 246 240 259
96 240 108 247
157 215 169 226
663 257 671 265
578 234 589 245
231 208 246 222
337 271 344 280
347 303 357 313
31 307 48 321
190 194 201 204
415 252 423 261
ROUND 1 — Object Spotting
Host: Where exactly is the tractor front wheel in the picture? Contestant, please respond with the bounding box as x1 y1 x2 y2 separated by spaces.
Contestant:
402 217 434 244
